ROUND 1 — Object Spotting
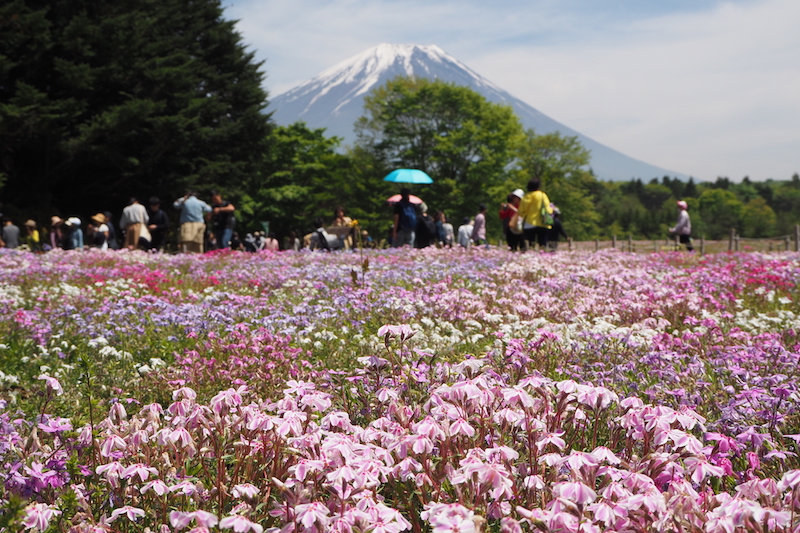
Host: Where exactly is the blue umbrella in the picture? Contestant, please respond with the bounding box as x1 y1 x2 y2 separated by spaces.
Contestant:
383 169 434 184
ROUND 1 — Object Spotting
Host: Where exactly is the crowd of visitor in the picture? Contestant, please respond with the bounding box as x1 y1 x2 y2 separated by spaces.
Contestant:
0 179 694 253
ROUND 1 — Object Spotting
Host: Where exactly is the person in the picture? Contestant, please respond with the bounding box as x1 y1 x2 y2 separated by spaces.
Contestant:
499 189 524 251
517 178 553 251
23 220 42 252
669 200 693 251
332 206 352 227
331 206 354 248
264 232 280 251
415 203 437 248
104 211 121 250
62 217 84 250
210 191 236 250
392 188 417 248
472 204 488 247
87 213 109 250
230 231 243 251
244 233 257 252
1 218 21 249
284 231 301 251
457 217 473 249
441 213 454 248
174 191 212 253
147 197 169 251
119 197 148 250
49 216 64 250
548 207 569 252
310 217 342 251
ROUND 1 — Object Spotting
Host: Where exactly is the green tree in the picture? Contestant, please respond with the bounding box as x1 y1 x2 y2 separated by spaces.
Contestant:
0 0 269 217
741 197 777 238
356 77 525 228
512 130 601 240
698 189 743 239
241 123 351 238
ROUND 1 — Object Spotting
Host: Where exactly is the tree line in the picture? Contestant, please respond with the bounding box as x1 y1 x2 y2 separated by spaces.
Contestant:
2 0 797 245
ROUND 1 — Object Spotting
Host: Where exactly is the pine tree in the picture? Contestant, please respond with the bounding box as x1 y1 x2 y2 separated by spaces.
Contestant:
0 0 270 216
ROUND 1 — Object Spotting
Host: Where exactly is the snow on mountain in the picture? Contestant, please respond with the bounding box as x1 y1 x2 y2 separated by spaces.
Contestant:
270 44 688 181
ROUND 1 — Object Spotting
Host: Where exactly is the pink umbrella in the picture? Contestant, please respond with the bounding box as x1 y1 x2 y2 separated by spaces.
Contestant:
387 194 423 205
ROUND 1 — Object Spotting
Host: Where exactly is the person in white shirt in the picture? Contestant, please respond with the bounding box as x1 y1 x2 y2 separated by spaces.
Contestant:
457 217 473 249
669 200 693 251
119 198 149 250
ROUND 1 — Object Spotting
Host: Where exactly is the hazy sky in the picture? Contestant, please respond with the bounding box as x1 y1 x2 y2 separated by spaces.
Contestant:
224 0 800 181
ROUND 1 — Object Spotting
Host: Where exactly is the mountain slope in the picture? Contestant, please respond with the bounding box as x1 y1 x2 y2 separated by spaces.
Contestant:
270 44 688 181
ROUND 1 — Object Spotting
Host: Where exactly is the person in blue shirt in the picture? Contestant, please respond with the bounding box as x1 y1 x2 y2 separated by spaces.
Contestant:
173 191 212 253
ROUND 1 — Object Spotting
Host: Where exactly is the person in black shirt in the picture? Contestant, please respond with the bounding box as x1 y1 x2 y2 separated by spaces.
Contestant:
210 191 236 249
147 197 169 251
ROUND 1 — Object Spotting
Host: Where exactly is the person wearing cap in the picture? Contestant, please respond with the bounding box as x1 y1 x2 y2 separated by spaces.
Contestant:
669 200 693 251
1 217 20 249
499 189 524 251
23 220 42 252
87 214 109 250
49 216 64 250
62 217 84 250
119 197 149 250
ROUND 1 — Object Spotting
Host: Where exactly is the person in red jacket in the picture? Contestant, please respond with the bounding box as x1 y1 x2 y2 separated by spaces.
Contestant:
499 189 524 251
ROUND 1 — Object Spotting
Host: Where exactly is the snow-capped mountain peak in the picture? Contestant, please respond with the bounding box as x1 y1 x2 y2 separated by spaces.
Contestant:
269 44 687 181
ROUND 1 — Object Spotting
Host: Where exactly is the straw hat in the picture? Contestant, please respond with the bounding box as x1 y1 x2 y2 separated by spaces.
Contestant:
51 216 63 226
24 219 37 228
91 213 106 225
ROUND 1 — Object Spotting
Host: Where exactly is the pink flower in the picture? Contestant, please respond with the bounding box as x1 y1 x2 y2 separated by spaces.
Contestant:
232 483 260 499
141 479 170 496
109 505 145 523
37 375 63 396
423 503 476 533
100 435 127 457
121 463 158 482
219 515 263 533
22 503 61 532
554 482 597 505
450 418 476 438
295 502 331 529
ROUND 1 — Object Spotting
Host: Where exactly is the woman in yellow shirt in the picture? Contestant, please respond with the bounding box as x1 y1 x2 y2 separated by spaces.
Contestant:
516 178 553 251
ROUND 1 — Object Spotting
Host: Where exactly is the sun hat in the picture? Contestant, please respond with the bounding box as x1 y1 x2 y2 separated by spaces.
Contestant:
511 189 524 199
24 219 37 228
91 213 106 225
677 200 688 210
64 217 81 227
51 216 63 226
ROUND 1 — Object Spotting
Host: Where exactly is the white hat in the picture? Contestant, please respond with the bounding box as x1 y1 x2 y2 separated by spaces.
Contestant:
65 217 81 227
511 189 524 199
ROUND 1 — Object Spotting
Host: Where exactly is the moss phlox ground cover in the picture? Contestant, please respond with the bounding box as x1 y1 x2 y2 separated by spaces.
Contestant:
1 248 800 532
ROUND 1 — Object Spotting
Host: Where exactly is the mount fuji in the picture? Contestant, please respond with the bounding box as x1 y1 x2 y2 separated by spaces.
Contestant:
269 44 688 181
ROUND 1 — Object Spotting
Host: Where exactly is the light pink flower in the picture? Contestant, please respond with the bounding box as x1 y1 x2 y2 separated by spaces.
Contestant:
219 515 263 533
554 482 597 505
109 505 145 523
37 375 63 396
232 483 260 499
22 503 61 532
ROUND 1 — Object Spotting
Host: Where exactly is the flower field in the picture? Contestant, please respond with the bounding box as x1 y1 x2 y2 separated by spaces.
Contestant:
2 248 800 532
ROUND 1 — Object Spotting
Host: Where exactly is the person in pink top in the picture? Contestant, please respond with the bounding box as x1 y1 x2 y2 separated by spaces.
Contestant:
264 232 280 251
471 204 487 246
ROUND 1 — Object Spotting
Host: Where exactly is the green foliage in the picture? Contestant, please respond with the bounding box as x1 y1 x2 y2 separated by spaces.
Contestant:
0 0 270 217
512 130 601 240
698 189 743 239
242 123 351 236
741 197 777 238
356 77 525 229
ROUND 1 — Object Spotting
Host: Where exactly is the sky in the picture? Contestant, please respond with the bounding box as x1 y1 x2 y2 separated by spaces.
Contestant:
223 0 800 181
